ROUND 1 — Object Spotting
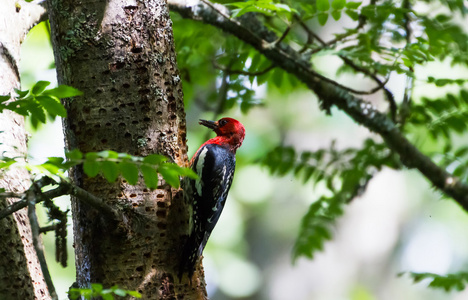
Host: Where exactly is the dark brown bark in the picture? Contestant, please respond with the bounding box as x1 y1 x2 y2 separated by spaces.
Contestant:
0 1 50 299
47 0 206 298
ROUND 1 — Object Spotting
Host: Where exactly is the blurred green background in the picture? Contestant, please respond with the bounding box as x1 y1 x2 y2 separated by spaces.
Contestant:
20 11 468 300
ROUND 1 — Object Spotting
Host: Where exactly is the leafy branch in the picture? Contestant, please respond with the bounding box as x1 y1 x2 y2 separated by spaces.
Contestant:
1 149 197 190
168 0 468 213
402 272 468 292
261 139 400 260
0 81 82 129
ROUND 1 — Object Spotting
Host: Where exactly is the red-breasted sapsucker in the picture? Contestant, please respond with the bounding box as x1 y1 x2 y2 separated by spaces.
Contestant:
179 117 246 281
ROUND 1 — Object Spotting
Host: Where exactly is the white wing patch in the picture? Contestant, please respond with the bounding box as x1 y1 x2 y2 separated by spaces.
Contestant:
195 147 208 196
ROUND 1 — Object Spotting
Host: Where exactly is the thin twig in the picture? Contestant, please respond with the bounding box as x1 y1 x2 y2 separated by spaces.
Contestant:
399 0 414 127
0 186 66 219
27 184 58 300
313 69 390 95
294 15 325 45
293 15 388 95
0 192 23 198
39 224 59 234
212 59 275 76
263 24 291 49
293 3 392 98
213 65 231 118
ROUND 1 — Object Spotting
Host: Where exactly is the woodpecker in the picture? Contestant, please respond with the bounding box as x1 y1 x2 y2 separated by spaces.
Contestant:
179 117 245 281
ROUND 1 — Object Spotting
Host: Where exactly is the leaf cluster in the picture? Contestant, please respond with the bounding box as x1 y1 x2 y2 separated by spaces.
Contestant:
228 0 297 20
68 283 141 300
408 89 468 140
261 139 399 261
41 149 197 189
403 272 468 292
296 0 362 26
0 81 82 129
172 14 302 115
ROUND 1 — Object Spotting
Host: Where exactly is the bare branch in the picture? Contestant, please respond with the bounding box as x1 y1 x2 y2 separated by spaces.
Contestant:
27 183 58 300
39 224 59 233
168 0 468 211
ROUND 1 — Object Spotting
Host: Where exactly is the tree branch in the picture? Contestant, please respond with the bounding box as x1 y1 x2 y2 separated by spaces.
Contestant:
27 181 58 300
0 178 121 221
168 0 468 211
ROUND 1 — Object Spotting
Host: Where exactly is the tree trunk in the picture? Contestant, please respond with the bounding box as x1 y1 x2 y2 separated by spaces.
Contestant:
47 0 206 298
0 1 50 299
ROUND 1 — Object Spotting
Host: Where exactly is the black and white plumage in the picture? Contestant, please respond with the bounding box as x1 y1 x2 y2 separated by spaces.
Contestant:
179 118 245 281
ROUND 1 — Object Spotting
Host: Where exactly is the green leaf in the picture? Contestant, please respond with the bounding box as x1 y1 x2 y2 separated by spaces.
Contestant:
83 159 100 177
113 289 127 296
31 81 51 95
345 8 359 20
101 161 119 182
143 154 167 165
66 149 83 160
405 272 468 292
331 0 346 10
119 161 139 185
345 1 361 9
317 12 329 25
36 95 67 117
316 0 330 11
0 95 10 103
159 165 181 188
14 88 29 98
43 85 83 98
141 165 159 189
101 294 113 300
67 289 81 300
91 283 103 293
45 157 65 165
331 10 342 21
28 101 46 129
126 290 142 297
98 150 119 159
177 166 198 179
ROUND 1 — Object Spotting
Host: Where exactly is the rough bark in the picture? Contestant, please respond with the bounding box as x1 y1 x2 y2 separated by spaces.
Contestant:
0 1 50 299
168 0 468 212
47 0 206 298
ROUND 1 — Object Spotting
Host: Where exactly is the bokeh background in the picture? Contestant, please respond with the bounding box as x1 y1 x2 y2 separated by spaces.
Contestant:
20 10 468 300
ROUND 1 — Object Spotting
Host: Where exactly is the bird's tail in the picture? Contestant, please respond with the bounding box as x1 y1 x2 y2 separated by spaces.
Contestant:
178 234 199 282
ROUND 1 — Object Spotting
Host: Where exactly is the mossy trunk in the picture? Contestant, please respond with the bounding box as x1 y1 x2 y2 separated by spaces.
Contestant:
47 0 206 298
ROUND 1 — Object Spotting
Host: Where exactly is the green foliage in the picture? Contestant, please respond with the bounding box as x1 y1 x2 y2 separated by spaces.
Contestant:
0 81 82 129
1 149 195 190
172 16 265 114
403 272 468 292
408 89 468 141
294 0 362 25
68 283 141 300
261 139 399 260
427 77 468 87
42 150 197 189
228 0 297 20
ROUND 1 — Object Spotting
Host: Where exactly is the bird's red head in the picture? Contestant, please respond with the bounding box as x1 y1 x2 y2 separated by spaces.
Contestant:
199 117 245 152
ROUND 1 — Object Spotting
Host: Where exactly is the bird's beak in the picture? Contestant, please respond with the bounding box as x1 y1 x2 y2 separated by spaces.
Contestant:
199 119 218 130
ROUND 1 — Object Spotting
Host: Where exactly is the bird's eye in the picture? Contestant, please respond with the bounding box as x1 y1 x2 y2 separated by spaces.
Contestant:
219 119 228 126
